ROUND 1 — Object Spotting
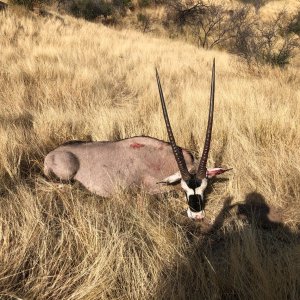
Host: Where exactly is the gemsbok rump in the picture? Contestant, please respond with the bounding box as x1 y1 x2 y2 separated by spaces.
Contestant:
44 59 231 219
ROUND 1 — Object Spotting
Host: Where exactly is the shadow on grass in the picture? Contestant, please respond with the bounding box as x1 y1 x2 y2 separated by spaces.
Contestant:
154 192 299 299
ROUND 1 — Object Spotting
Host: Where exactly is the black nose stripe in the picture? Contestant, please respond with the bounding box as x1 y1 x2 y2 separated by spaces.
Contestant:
188 194 203 212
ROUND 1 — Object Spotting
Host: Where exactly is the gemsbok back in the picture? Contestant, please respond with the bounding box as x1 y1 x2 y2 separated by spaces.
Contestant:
44 59 231 219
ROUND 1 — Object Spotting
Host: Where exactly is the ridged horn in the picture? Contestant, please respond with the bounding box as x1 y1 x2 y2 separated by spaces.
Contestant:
156 68 191 181
197 59 215 179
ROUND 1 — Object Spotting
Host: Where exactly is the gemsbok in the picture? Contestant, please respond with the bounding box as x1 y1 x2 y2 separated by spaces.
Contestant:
44 59 231 219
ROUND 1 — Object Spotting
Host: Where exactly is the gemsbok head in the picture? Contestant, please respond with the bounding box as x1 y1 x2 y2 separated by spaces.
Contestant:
44 59 231 220
155 59 231 220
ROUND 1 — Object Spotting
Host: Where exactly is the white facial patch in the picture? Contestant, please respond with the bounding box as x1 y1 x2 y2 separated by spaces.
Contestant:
181 178 208 219
181 178 208 198
196 178 208 196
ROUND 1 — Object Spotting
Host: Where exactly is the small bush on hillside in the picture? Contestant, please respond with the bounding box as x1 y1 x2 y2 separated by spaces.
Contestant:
137 12 151 32
239 0 268 11
288 11 300 35
139 0 167 5
112 0 133 17
112 0 132 10
70 0 113 20
166 2 253 49
232 10 299 67
68 0 132 21
138 0 152 7
165 0 207 28
165 1 299 67
11 0 49 10
190 5 252 49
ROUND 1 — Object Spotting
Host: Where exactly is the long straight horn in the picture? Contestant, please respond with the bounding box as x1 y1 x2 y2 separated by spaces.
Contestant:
197 59 215 179
156 68 191 181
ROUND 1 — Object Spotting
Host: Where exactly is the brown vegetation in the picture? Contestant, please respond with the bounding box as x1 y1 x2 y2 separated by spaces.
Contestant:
7 1 300 67
0 6 299 300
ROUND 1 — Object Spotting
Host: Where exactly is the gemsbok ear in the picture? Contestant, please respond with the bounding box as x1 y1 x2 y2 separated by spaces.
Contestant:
206 168 232 178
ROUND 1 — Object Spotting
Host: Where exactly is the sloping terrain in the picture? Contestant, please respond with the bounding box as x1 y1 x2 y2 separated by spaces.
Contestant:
0 7 299 300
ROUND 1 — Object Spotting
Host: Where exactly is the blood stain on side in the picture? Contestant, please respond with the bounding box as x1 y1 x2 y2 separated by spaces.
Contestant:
130 143 145 149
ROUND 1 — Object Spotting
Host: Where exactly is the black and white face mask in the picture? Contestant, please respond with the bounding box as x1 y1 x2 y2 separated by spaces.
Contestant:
181 176 208 220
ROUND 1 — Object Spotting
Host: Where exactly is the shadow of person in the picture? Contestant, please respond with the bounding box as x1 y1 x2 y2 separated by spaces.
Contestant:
206 196 234 234
236 192 283 230
153 192 299 299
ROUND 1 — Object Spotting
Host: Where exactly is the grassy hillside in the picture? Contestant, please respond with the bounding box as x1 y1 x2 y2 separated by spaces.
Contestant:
0 7 299 300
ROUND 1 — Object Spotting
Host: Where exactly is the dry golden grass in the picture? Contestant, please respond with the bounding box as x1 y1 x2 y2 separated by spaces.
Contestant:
0 7 299 300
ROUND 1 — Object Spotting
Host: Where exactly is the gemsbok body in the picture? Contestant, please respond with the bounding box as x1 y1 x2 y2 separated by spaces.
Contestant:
44 60 231 219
